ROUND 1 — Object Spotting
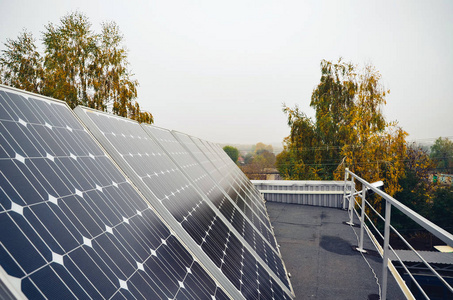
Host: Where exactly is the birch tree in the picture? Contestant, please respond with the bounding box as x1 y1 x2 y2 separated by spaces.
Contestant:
0 12 153 124
277 59 407 198
0 30 43 93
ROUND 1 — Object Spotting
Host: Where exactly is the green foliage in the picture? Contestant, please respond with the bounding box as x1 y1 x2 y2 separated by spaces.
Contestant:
431 186 453 233
223 145 239 163
393 143 453 234
277 58 407 199
430 137 453 173
392 144 434 231
259 150 276 168
0 12 153 124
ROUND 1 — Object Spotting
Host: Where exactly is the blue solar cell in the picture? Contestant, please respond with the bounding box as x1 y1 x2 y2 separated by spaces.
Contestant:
127 272 165 299
29 265 81 299
60 195 105 238
66 247 118 298
7 93 42 124
0 92 16 121
25 204 79 253
0 212 50 273
28 159 74 197
2 122 42 157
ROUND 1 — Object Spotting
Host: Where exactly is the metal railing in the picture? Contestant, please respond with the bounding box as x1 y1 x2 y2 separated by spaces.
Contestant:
343 168 453 300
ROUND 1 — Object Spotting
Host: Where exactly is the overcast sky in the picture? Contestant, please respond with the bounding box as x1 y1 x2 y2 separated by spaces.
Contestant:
1 0 452 145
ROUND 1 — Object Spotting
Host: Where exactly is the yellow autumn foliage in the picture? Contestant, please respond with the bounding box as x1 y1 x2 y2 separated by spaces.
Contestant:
277 59 407 211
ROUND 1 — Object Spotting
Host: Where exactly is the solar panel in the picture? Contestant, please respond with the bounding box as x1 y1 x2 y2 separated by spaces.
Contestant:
142 126 290 291
75 107 294 299
0 85 231 299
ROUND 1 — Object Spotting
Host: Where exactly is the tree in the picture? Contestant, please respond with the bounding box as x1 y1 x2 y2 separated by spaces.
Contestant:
223 145 239 163
277 59 407 200
241 143 277 179
431 186 453 233
405 143 435 185
244 153 254 165
42 12 97 108
90 21 153 123
276 107 324 180
259 150 276 168
0 12 153 124
392 143 435 231
255 142 273 154
0 30 43 93
392 143 453 235
430 137 453 173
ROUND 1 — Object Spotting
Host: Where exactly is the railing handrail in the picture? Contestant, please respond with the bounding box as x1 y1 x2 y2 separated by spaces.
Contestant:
346 169 453 247
344 168 453 300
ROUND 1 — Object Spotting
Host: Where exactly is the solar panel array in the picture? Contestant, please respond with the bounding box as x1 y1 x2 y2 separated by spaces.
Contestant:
166 132 288 284
146 128 289 285
0 84 293 299
0 86 233 300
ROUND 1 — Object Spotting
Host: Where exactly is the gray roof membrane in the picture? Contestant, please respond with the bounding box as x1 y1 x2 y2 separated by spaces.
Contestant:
266 202 407 300
390 250 453 265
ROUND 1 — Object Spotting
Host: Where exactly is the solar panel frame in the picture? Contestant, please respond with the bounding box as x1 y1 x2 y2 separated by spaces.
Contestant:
205 141 282 247
208 140 268 214
0 265 25 299
212 144 268 208
0 85 231 300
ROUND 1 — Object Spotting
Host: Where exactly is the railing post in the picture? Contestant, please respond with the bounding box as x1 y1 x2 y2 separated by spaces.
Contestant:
356 185 367 253
345 169 355 226
382 200 392 300
343 168 349 210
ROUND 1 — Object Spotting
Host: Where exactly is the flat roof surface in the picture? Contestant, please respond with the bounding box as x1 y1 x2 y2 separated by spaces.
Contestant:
389 249 453 264
266 202 407 300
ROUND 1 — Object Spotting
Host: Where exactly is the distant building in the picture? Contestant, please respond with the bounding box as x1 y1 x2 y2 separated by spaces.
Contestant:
244 168 281 180
263 168 281 180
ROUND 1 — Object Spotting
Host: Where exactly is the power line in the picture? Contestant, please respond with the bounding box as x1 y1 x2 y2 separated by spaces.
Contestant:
277 156 453 169
281 136 453 152
407 136 453 142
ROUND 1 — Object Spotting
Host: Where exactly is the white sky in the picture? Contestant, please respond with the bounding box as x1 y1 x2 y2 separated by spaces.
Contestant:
1 0 452 145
